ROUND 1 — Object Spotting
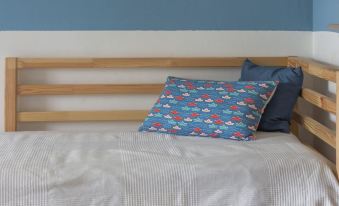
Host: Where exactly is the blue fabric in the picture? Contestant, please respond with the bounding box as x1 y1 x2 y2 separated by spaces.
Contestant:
139 76 277 141
240 59 303 133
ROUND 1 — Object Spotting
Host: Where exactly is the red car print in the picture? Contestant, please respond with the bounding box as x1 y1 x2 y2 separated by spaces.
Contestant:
175 96 184 101
215 99 224 104
210 133 219 138
227 88 235 92
171 110 179 115
184 82 193 86
230 105 238 110
153 108 161 113
214 119 224 125
194 128 202 133
233 132 244 137
191 113 200 117
231 116 241 121
165 90 171 95
201 94 210 99
210 114 219 119
153 122 162 127
244 98 254 104
188 102 197 107
173 116 183 121
245 85 254 89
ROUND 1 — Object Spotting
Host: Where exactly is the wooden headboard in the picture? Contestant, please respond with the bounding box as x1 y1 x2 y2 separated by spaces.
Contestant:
4 56 339 176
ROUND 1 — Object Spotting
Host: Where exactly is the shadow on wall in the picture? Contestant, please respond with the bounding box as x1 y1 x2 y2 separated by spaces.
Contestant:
311 31 339 163
296 74 317 151
311 77 336 162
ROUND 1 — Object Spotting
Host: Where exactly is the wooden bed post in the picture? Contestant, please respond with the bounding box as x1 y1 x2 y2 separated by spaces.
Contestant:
336 71 339 178
5 58 17 132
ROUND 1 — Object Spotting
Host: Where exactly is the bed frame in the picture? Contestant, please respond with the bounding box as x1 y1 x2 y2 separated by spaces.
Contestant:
4 56 339 178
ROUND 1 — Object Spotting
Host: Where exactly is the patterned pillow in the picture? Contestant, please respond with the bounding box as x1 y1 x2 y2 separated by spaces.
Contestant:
139 77 277 141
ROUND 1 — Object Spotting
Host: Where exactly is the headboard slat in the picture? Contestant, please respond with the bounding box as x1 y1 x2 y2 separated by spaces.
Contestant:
301 88 336 114
17 57 287 69
18 84 165 95
293 110 336 149
288 57 338 83
5 58 18 132
18 110 149 122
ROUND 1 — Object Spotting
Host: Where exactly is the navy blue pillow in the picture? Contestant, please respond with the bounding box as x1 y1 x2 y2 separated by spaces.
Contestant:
239 59 303 133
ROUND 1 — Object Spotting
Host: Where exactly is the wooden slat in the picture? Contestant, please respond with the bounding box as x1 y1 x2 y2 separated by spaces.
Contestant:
5 58 17 132
328 24 339 31
16 57 287 69
292 110 336 149
301 88 336 114
288 57 338 82
18 84 164 95
18 110 149 122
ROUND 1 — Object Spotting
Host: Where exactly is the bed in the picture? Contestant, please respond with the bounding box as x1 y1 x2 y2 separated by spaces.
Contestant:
2 57 339 205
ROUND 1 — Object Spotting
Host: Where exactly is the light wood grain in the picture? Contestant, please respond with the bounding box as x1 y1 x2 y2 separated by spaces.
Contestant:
301 88 336 114
16 57 287 69
288 57 338 82
328 24 339 31
17 110 149 122
5 58 17 132
292 110 336 149
18 84 165 95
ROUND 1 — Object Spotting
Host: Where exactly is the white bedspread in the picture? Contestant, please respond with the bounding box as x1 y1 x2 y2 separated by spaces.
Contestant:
0 131 338 206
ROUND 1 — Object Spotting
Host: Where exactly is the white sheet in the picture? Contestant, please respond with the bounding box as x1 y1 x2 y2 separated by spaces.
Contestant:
0 131 338 206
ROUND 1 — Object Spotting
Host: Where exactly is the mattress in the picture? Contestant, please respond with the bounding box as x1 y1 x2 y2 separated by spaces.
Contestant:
0 131 338 206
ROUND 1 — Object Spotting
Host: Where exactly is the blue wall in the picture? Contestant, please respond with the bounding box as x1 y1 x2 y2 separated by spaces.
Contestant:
0 0 312 31
313 0 339 31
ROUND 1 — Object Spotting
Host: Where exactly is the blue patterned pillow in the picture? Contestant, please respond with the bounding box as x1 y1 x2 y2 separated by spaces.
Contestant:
139 77 277 141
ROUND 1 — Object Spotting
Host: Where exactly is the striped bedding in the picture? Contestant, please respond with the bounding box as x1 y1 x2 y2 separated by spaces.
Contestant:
0 131 338 206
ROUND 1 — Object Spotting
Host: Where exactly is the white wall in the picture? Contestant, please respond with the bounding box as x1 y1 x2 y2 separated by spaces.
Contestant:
313 32 339 65
312 31 339 103
0 31 312 131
